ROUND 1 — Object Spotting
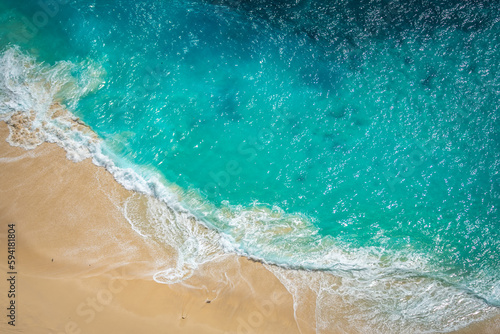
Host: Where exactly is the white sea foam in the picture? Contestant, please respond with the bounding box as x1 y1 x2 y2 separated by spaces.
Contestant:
0 149 40 163
122 193 226 284
0 45 102 156
1 45 498 333
267 264 500 334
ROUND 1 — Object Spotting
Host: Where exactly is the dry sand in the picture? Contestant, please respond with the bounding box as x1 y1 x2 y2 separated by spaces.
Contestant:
0 121 498 334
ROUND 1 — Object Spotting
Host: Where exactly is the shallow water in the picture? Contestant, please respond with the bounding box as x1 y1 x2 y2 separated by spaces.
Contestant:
1 0 499 332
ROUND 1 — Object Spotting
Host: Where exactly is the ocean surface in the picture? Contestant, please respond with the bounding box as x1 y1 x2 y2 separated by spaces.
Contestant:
1 0 499 332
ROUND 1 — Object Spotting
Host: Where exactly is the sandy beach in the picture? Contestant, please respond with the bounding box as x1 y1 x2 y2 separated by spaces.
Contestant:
0 122 304 334
0 121 499 334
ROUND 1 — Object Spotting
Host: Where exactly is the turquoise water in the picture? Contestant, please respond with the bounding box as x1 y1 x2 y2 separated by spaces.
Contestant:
1 0 499 331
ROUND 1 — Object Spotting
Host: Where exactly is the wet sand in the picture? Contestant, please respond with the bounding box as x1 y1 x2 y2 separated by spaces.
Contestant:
0 121 498 334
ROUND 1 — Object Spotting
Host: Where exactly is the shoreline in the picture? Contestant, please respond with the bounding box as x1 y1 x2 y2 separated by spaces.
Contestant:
0 121 499 333
0 122 306 334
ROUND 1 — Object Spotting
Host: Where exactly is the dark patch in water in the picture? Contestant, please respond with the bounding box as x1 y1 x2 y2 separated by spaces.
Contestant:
218 96 242 121
299 62 340 92
322 133 336 142
214 78 243 121
327 107 346 119
421 66 437 88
